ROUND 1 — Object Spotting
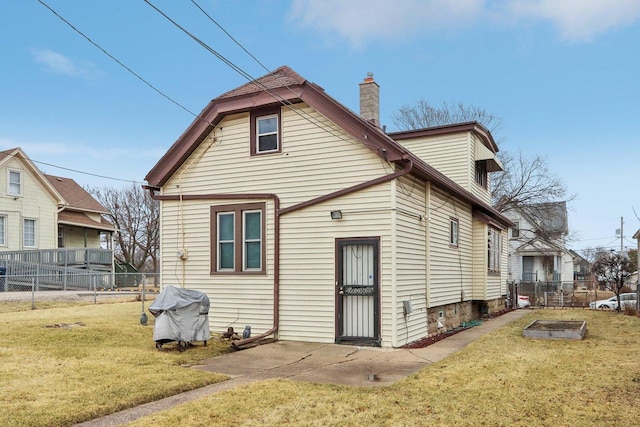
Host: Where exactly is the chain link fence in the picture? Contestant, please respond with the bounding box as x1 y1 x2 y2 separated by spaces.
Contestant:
514 280 640 310
0 272 160 308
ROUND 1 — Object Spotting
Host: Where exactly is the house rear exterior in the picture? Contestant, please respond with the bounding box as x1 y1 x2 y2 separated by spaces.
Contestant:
145 66 512 348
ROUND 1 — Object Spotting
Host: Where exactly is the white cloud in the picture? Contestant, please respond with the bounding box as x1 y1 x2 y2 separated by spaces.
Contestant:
289 0 485 48
289 0 640 47
30 48 98 77
506 0 640 41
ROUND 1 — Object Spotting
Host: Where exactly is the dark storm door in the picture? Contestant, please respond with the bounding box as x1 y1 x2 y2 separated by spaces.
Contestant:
335 238 380 345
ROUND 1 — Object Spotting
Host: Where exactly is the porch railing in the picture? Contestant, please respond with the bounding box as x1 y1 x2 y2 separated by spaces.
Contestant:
0 248 113 269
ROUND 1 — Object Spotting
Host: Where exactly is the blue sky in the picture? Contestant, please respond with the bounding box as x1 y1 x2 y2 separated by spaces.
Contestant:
2 0 639 253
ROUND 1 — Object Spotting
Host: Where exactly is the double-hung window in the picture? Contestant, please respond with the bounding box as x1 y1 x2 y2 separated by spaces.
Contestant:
23 218 36 248
250 107 281 155
8 169 22 196
450 218 459 247
487 227 501 273
211 203 265 274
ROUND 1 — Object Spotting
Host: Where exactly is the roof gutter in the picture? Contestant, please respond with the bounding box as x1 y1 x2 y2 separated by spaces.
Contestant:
143 160 412 349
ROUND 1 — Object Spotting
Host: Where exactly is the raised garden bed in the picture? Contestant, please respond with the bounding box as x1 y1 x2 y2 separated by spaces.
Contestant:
523 320 587 340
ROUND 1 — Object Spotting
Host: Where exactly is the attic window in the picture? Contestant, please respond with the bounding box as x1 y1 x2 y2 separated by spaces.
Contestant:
8 169 22 196
250 106 282 156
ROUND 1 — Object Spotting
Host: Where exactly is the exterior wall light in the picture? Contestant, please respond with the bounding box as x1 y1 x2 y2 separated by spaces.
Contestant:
330 210 343 220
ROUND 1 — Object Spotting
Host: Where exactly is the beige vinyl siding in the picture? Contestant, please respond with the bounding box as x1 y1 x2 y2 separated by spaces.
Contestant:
159 102 399 341
160 199 276 334
396 133 471 191
278 183 392 344
427 188 473 307
393 175 428 346
163 104 389 207
0 158 58 250
62 227 101 248
471 218 488 299
470 134 492 204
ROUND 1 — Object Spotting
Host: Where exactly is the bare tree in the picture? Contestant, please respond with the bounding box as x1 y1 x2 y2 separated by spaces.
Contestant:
393 100 504 136
89 184 159 273
491 151 569 213
591 252 633 309
392 100 570 214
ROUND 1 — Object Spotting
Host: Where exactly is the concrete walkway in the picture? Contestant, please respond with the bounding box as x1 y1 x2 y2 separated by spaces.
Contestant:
75 309 530 427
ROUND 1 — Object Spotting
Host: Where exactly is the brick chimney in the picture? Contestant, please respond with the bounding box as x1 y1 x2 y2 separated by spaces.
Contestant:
359 72 379 126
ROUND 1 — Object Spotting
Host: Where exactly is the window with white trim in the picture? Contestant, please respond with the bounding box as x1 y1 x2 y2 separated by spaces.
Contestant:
211 203 265 274
0 215 6 246
450 218 459 247
250 106 281 156
511 221 520 238
488 227 501 273
256 115 279 153
8 169 22 196
23 218 36 248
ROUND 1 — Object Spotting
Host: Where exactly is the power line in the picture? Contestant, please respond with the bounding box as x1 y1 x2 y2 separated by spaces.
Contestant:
38 0 198 119
144 0 388 157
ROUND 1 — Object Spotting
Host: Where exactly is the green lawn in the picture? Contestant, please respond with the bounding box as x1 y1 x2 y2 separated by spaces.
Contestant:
0 300 229 426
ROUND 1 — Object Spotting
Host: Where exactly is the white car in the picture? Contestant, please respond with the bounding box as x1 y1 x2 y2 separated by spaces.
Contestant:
589 293 638 310
517 295 531 308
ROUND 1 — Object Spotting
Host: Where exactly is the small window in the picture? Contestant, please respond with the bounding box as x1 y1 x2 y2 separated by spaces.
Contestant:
450 218 459 247
8 169 22 196
0 215 6 246
488 227 501 273
24 218 36 248
511 221 520 238
475 160 487 188
250 107 281 156
58 226 64 248
257 115 278 153
211 203 265 274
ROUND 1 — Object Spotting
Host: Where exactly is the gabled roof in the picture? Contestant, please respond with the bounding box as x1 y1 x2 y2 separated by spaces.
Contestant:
145 66 512 228
0 147 65 205
44 174 109 214
515 236 565 254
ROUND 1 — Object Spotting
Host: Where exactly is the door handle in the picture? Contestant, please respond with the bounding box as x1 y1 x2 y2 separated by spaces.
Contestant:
338 286 344 295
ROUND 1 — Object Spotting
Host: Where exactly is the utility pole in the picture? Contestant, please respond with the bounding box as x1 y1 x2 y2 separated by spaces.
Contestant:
616 217 624 254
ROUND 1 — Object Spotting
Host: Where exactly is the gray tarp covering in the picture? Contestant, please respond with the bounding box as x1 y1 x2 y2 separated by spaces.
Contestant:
148 286 210 343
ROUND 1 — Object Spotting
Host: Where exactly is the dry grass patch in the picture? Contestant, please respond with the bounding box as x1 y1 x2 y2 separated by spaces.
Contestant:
129 310 640 427
0 301 230 426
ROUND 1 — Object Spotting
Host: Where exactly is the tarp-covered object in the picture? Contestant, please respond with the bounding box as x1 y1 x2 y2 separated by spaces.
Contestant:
148 286 210 346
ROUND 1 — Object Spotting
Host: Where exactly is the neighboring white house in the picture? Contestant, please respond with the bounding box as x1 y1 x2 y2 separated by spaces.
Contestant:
505 202 574 285
0 147 114 252
145 66 512 348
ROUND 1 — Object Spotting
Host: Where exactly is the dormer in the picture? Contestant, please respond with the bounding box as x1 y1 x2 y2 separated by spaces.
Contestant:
388 121 502 205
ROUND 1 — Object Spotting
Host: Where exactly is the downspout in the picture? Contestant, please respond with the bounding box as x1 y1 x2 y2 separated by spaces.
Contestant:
145 187 280 349
144 159 412 349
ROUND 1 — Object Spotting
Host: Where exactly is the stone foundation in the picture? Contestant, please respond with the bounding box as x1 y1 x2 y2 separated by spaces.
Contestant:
426 296 507 336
